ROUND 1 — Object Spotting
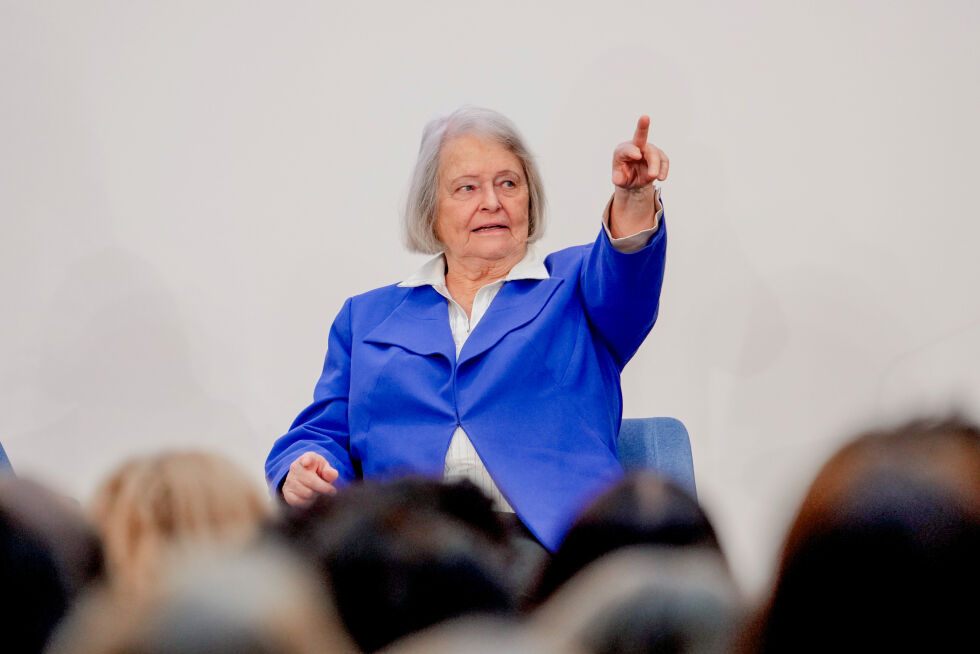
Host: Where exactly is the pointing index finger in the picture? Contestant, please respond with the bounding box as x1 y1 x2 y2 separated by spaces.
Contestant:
632 115 651 149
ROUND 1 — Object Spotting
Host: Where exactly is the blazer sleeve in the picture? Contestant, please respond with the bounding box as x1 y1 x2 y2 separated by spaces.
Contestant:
264 298 358 495
580 214 667 370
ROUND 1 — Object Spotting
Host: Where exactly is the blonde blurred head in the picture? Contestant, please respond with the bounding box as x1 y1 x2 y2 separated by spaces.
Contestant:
92 450 269 597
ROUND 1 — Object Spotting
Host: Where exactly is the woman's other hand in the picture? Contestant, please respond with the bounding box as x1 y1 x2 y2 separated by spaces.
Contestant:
282 452 339 507
610 115 669 237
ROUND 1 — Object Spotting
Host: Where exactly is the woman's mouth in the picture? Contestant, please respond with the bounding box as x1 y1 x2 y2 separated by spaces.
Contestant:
472 224 507 232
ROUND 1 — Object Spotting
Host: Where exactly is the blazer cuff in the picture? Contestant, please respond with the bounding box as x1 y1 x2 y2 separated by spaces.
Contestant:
601 187 663 254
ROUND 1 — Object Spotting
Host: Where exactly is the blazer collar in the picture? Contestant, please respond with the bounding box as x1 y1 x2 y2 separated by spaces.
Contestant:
362 276 564 364
367 245 559 363
457 276 564 366
362 286 456 360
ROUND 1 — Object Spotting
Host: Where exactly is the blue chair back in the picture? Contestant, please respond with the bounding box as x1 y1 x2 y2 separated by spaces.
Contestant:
617 417 696 497
0 441 12 476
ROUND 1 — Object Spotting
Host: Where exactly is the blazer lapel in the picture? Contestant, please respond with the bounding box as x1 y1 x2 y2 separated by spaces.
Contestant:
362 286 456 360
458 277 564 366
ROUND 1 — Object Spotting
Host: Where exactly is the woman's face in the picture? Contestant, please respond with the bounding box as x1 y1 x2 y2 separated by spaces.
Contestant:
434 134 530 265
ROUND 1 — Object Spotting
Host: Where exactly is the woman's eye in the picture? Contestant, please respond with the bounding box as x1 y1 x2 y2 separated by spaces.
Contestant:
501 180 516 188
459 185 475 192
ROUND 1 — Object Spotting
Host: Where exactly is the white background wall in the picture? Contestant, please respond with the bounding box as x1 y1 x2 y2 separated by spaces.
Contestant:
3 0 978 596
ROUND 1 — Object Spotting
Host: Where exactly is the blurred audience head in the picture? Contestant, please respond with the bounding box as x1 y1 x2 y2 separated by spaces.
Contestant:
748 414 980 653
0 477 104 654
92 450 269 597
273 477 516 652
535 472 722 601
48 544 355 654
378 617 546 654
533 547 741 654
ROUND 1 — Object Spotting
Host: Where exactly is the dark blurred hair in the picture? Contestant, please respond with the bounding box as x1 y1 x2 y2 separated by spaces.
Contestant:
534 472 721 602
747 415 980 653
0 477 104 654
272 477 516 652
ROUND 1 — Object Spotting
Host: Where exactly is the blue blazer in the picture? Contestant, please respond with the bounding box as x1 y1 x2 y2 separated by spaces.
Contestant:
266 223 666 550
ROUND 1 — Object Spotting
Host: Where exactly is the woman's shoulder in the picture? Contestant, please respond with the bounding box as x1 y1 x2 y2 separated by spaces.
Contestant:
337 283 444 341
543 242 592 277
346 283 413 314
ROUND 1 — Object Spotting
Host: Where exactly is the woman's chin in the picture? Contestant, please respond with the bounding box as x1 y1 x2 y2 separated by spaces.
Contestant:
470 243 526 264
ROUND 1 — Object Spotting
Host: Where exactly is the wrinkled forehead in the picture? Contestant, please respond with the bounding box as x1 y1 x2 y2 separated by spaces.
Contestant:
437 132 524 182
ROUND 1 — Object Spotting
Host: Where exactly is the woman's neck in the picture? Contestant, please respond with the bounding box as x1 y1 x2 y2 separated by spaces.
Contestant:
444 250 525 318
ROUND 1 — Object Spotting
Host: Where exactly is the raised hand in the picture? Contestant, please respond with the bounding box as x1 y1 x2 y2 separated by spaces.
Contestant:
612 115 669 189
609 115 668 237
282 451 339 507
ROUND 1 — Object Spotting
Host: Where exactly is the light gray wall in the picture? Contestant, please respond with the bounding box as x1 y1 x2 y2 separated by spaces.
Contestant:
3 0 978 595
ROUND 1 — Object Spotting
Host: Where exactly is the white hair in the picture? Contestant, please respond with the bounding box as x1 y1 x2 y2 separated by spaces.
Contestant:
403 106 547 254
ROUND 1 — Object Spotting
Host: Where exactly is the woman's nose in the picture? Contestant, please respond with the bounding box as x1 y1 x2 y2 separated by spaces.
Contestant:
480 186 501 212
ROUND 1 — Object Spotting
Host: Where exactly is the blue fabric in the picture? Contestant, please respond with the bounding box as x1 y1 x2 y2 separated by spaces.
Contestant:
0 441 12 476
266 222 667 551
618 417 696 498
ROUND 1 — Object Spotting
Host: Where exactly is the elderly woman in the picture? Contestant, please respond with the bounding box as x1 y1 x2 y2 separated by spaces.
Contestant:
265 107 669 551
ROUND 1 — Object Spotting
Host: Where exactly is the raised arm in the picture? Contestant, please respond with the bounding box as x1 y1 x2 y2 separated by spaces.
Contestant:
580 115 669 369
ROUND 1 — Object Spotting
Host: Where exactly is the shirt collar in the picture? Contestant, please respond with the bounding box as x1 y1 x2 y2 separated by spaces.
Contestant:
398 245 549 288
